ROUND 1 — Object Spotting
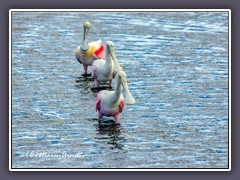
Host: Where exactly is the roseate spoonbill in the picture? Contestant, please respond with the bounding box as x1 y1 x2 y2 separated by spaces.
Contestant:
96 71 136 124
75 21 105 76
91 41 115 88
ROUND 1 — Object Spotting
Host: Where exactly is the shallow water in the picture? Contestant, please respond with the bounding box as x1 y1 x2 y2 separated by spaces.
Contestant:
11 11 229 169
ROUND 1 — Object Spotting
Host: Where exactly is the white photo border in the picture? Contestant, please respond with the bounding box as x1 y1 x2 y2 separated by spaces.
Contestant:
9 9 231 171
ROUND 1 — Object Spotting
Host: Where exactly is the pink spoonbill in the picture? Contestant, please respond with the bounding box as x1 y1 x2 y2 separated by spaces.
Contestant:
91 41 115 88
75 21 105 76
96 71 136 124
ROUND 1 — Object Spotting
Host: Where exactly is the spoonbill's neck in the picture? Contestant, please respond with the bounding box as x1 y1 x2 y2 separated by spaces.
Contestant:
105 49 112 62
81 26 90 51
110 78 122 104
82 26 90 41
103 49 113 71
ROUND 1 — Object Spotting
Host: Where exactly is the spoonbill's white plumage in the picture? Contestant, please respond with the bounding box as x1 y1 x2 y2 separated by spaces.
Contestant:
91 41 115 88
96 71 136 124
75 21 105 76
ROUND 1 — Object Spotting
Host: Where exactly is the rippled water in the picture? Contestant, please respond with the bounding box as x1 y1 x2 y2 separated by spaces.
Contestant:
11 11 229 169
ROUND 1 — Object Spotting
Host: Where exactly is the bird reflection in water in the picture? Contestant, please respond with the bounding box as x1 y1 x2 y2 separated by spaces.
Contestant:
96 121 125 150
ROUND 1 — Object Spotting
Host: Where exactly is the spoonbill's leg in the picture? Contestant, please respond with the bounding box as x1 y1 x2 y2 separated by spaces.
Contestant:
82 65 92 76
114 114 120 124
98 112 103 123
109 79 112 88
81 65 88 76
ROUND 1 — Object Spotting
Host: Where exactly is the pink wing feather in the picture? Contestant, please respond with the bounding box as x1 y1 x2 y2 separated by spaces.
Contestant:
96 95 101 112
119 100 124 113
94 44 104 58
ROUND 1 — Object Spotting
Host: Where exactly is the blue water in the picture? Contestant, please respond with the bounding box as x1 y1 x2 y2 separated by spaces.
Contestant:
11 11 229 169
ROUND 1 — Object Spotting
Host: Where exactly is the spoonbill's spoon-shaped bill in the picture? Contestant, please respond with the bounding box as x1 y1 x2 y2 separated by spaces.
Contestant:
111 49 122 77
120 74 136 105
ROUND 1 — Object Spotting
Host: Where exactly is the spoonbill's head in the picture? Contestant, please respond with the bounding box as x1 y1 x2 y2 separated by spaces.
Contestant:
106 41 115 59
117 71 136 105
81 21 91 51
83 21 91 29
